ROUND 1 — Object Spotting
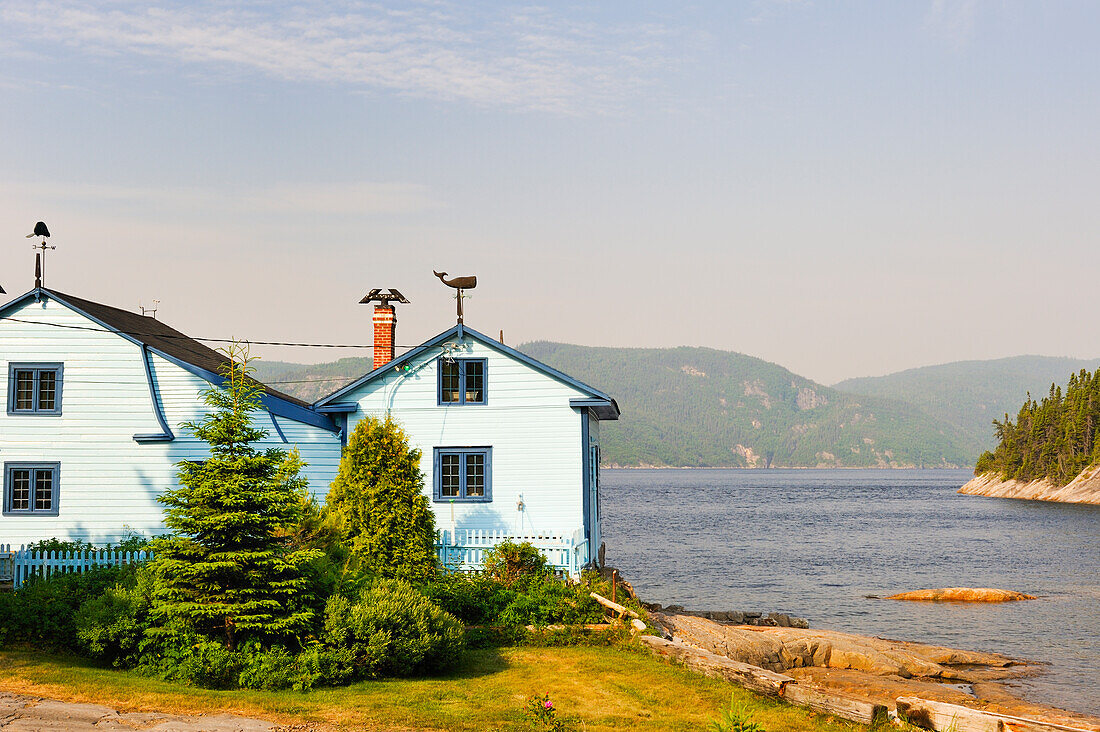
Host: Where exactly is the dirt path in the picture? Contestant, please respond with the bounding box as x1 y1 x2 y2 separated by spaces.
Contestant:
0 691 283 731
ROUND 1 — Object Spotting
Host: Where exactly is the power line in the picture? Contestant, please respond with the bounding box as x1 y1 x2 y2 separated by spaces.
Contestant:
0 315 425 350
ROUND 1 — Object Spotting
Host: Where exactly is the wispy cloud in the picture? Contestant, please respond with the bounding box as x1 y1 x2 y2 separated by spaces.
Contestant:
0 1 675 113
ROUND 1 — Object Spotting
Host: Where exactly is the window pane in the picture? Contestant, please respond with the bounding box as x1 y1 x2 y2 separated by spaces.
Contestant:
14 370 34 411
464 361 484 403
465 453 485 497
440 361 461 403
37 371 56 411
34 470 53 511
440 454 461 497
10 469 30 510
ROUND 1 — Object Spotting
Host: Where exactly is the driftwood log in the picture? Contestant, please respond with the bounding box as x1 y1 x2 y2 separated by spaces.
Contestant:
640 636 792 697
640 636 886 724
895 697 1093 732
590 591 646 632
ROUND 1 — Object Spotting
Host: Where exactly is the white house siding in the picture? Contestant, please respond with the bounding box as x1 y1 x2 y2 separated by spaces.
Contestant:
0 296 340 544
341 335 590 541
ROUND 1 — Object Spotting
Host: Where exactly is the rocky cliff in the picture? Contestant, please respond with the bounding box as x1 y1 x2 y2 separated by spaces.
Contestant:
959 468 1100 505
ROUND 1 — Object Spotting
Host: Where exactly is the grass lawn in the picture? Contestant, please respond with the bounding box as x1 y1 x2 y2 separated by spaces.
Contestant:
0 645 878 731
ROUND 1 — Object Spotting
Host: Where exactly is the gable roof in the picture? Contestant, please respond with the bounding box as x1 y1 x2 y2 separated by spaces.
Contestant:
314 323 620 420
0 287 337 432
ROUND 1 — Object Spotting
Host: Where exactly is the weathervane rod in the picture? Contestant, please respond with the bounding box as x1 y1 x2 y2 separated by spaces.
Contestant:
433 270 478 325
27 221 54 288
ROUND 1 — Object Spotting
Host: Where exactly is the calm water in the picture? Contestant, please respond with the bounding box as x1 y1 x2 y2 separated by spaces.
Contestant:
602 469 1100 715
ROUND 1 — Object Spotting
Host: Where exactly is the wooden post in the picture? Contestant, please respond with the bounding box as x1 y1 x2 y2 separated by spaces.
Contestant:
611 569 618 604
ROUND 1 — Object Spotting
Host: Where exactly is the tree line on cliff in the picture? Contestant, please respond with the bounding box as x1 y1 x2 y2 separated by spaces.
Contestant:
975 368 1100 485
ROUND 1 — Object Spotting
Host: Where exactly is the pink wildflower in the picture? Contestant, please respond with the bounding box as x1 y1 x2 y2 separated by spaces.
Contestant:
544 700 553 710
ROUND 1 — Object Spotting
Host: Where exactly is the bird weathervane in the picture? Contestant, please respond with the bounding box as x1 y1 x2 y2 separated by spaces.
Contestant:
359 288 410 307
433 270 477 324
26 221 54 288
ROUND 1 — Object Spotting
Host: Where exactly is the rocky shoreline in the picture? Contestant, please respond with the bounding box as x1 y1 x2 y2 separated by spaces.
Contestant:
960 470 1100 505
643 609 1100 731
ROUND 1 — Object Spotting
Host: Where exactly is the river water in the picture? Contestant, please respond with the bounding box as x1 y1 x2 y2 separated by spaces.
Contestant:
601 468 1100 715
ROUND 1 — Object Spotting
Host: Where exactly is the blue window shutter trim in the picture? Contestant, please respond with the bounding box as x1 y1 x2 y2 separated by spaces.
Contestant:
3 462 61 516
7 362 64 416
436 358 487 406
432 446 492 502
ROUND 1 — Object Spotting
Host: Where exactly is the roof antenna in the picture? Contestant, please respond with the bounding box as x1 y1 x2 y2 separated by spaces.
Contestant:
433 270 477 324
140 299 160 318
27 221 54 288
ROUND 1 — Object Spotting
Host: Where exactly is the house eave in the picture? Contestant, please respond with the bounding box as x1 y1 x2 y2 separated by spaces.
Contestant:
570 398 621 421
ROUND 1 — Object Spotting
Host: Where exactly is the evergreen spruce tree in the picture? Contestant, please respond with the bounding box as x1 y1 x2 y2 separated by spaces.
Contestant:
149 344 320 650
326 415 438 583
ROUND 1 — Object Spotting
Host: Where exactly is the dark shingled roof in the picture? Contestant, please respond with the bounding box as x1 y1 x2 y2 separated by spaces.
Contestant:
45 288 311 408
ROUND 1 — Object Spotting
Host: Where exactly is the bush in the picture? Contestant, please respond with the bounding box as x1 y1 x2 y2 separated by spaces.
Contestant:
74 565 154 667
0 566 126 650
323 578 464 678
421 572 516 625
237 644 296 690
482 541 549 588
497 574 604 628
290 644 355 691
325 416 439 583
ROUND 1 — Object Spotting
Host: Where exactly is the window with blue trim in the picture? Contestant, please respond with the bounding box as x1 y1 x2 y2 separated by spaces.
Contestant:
3 462 60 515
433 447 492 501
7 363 63 415
438 358 486 405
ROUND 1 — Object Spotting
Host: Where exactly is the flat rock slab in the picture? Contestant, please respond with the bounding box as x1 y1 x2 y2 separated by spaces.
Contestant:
0 691 276 731
886 588 1037 602
650 613 1024 680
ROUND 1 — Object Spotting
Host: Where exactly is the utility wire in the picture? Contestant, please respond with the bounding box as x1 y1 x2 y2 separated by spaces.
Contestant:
0 315 426 350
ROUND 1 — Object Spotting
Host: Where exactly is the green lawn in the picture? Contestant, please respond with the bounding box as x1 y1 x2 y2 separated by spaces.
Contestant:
0 646 875 731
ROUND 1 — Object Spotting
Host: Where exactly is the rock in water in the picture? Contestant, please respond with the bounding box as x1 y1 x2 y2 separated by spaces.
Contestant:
886 588 1036 602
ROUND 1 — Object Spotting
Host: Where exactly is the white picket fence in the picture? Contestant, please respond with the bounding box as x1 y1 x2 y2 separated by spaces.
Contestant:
434 528 589 577
0 545 152 590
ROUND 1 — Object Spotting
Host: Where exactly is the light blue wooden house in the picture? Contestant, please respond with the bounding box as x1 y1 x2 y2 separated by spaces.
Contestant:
0 286 342 545
314 316 619 576
1 284 618 576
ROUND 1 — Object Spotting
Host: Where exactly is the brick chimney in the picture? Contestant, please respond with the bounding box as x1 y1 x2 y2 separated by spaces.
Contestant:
372 304 396 369
360 288 409 370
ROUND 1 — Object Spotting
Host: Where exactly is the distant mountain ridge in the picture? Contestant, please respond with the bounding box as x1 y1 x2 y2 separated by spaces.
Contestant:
833 355 1100 453
518 342 977 468
251 348 1098 468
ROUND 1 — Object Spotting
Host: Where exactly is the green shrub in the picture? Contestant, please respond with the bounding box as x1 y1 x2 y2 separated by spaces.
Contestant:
324 578 464 678
237 644 296 690
422 570 613 634
176 640 245 689
421 571 516 625
325 416 439 583
0 566 125 650
497 574 604 628
74 566 154 667
291 644 356 691
482 541 549 588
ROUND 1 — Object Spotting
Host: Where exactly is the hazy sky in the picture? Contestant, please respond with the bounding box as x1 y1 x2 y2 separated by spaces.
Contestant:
1 1 1098 385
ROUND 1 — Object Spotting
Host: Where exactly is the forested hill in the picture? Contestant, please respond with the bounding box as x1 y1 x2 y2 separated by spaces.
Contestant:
974 369 1100 485
834 356 1100 452
253 344 979 468
253 357 374 404
519 342 978 468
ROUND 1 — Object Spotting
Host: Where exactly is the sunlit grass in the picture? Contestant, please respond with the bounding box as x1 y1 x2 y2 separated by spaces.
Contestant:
0 646 874 731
